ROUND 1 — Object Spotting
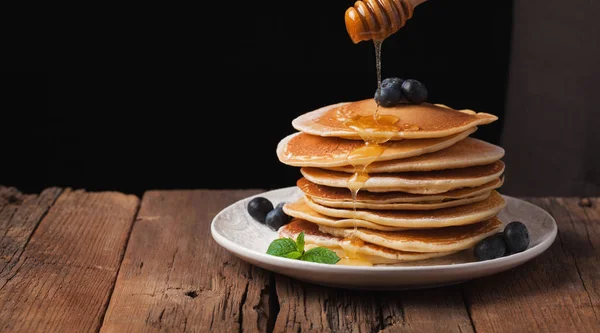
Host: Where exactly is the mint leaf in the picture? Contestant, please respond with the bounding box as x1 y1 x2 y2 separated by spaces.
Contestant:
301 247 341 264
283 251 303 259
266 231 338 264
266 238 298 257
296 231 305 254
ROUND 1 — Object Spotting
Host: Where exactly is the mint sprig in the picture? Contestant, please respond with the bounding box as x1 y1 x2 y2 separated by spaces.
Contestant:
301 247 341 264
266 231 340 265
266 238 297 257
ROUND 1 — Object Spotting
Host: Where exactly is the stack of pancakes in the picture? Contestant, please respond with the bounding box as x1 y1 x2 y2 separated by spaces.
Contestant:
276 99 507 265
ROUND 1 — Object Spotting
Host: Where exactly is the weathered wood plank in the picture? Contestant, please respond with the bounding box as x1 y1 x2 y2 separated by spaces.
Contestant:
463 197 600 333
0 189 139 333
580 198 600 314
380 287 475 333
274 275 381 332
274 275 473 333
545 198 600 318
100 189 273 333
0 187 62 282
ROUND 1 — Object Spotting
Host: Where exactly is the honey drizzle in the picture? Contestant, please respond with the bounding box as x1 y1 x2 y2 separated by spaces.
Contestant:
336 0 417 266
374 39 383 91
338 237 373 266
335 33 399 266
338 110 399 266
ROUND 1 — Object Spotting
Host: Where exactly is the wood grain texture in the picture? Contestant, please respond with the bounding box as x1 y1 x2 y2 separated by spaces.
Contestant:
380 287 475 333
463 197 600 333
274 275 473 333
1 187 62 285
274 275 381 332
100 189 274 333
0 189 139 333
578 198 600 315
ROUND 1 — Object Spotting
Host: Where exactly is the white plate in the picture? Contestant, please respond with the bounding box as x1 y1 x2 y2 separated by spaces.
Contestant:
211 187 557 290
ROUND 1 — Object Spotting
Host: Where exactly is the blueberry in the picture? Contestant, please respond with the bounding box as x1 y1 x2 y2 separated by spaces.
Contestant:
247 197 273 223
503 221 530 254
374 77 405 107
474 234 506 261
265 205 292 231
401 79 428 104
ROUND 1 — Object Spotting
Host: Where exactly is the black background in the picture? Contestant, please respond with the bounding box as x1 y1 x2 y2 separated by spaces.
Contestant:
1 0 514 196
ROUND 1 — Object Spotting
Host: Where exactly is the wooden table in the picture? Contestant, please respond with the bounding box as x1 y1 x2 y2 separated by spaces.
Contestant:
0 186 599 332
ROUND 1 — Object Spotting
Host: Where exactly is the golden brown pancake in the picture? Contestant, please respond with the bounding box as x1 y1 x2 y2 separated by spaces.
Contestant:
283 197 407 231
276 128 476 168
318 216 503 253
309 192 491 210
297 177 504 203
301 161 505 194
302 191 506 228
292 99 497 140
328 137 505 173
278 219 457 264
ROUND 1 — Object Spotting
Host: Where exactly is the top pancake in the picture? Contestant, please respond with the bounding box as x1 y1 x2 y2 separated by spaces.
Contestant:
277 128 476 168
292 99 497 140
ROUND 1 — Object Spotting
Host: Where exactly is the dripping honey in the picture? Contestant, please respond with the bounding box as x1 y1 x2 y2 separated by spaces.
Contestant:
343 112 399 221
337 238 373 266
337 110 400 266
344 113 399 201
335 0 417 266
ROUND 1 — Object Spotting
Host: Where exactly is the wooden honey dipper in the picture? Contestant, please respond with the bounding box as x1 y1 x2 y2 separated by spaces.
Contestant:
345 0 427 43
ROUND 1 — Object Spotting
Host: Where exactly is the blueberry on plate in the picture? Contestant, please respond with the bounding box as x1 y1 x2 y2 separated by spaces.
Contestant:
474 234 506 261
247 197 273 223
401 79 428 104
374 77 405 107
503 221 530 254
265 204 292 231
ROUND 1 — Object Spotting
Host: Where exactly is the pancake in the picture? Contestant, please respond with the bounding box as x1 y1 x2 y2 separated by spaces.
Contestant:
292 99 497 140
309 192 491 210
282 197 407 231
278 219 457 264
301 161 505 194
303 191 506 228
318 216 503 253
328 137 505 173
297 177 504 204
276 128 476 168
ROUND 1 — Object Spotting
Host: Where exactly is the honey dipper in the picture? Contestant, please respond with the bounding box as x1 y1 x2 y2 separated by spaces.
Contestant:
345 0 428 43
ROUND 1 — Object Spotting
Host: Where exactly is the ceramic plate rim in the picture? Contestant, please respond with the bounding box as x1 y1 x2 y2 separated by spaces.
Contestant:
211 186 557 272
